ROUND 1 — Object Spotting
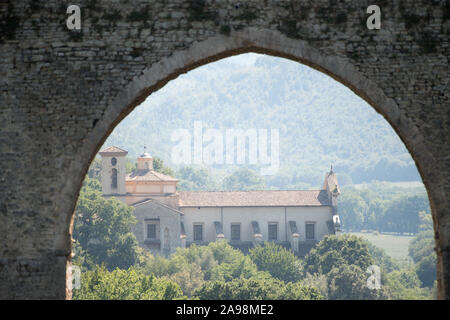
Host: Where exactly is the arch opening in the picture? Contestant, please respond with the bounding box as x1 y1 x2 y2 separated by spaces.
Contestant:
68 30 441 300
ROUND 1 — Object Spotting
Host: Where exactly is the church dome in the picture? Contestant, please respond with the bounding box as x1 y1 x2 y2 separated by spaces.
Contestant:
139 152 152 158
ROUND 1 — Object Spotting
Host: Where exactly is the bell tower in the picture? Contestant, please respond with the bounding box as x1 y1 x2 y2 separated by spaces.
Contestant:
323 165 341 234
99 146 128 196
137 146 153 170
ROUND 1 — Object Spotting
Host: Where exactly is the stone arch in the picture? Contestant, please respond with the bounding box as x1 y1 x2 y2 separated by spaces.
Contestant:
66 28 444 299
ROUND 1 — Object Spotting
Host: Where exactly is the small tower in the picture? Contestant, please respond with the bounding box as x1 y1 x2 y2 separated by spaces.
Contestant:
137 147 153 170
323 165 341 234
99 146 128 195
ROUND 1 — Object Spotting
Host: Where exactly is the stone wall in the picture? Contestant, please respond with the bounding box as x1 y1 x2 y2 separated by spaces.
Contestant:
0 0 448 299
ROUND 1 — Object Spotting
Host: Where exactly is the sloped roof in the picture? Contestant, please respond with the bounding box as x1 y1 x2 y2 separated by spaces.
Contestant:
99 146 128 155
126 169 178 182
178 190 330 207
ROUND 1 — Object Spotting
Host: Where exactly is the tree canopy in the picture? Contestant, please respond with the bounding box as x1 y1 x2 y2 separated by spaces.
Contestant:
74 265 185 300
248 242 302 283
194 277 323 300
72 177 140 271
303 234 374 275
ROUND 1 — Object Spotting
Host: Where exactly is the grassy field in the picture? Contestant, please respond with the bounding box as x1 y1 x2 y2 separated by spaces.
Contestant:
349 232 415 263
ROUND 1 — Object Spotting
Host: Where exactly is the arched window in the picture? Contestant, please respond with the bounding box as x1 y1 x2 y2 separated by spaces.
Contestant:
111 157 117 166
111 168 117 189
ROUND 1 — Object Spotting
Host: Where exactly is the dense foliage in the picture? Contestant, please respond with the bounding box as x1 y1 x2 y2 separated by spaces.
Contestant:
194 278 322 300
142 241 266 297
73 266 185 300
326 264 389 300
301 234 434 300
384 268 433 300
408 212 437 288
222 168 265 191
338 183 430 234
72 178 140 271
303 234 374 275
248 242 302 282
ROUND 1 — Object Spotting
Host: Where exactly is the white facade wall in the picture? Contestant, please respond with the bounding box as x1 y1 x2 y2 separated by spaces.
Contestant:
286 206 332 241
222 207 286 242
181 206 333 244
181 207 221 243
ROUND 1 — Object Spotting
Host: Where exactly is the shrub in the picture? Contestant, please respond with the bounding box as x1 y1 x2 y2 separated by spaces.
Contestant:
249 242 302 282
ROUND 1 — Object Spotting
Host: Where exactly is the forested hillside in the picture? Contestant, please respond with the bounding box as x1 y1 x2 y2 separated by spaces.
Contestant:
339 182 430 233
104 53 420 188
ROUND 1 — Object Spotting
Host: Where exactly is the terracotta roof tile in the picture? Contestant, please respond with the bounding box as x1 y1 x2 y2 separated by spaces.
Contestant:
178 190 330 207
99 146 128 154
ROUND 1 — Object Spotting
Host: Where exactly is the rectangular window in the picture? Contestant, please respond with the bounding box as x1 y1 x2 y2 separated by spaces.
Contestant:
193 224 203 241
147 223 156 239
305 223 315 240
231 224 241 241
268 223 278 241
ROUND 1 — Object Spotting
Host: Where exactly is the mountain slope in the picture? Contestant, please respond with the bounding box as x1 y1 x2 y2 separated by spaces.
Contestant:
104 53 420 187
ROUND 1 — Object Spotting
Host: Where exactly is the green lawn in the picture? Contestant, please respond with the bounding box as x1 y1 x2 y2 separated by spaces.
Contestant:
349 232 415 263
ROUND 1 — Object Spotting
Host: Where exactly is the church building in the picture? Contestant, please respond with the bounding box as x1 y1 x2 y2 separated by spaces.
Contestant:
99 146 341 256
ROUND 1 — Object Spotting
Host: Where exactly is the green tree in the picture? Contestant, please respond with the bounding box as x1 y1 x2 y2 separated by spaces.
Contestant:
366 242 398 273
300 273 329 299
168 263 204 297
384 268 432 300
416 254 436 288
418 211 433 232
153 156 175 176
338 192 366 231
408 212 436 288
194 278 322 300
141 242 260 297
87 158 102 180
338 185 430 234
126 157 137 173
83 175 102 191
303 234 374 275
73 265 185 300
380 195 428 234
223 168 265 191
409 231 435 264
73 177 140 271
177 166 216 191
249 242 302 282
327 264 389 300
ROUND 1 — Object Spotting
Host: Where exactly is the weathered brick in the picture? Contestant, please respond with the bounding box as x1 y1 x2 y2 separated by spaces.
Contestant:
0 0 448 300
